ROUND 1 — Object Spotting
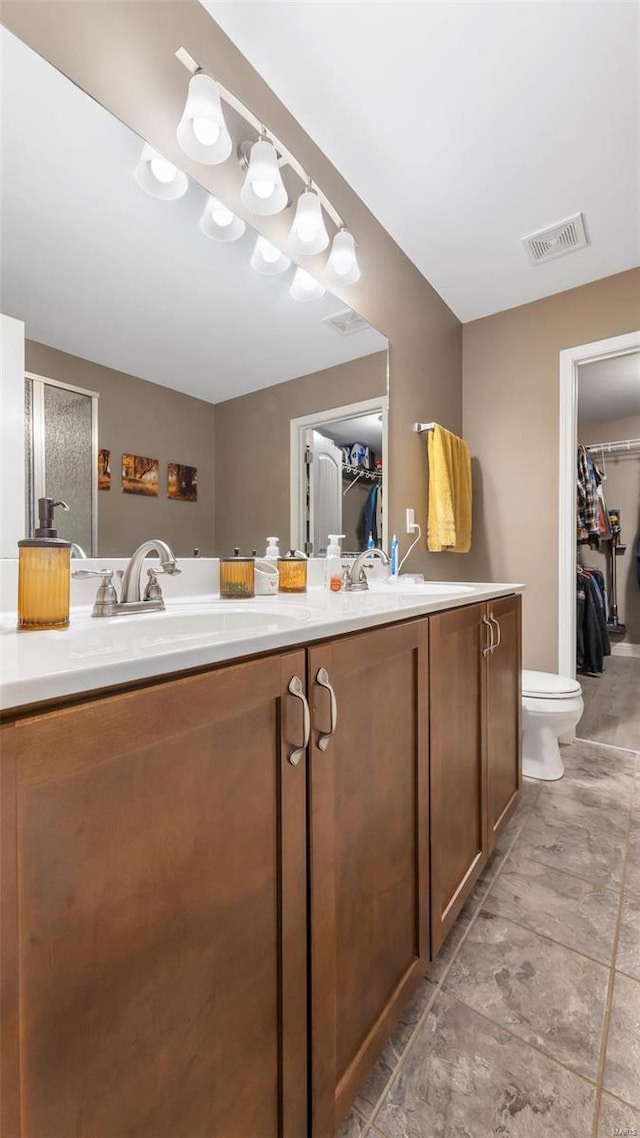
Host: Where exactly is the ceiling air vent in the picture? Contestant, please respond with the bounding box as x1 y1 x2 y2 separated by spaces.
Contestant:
324 308 371 336
522 213 590 265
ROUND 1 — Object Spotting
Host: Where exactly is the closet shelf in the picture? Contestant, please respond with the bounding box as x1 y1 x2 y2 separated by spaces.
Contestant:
586 437 640 456
342 464 382 483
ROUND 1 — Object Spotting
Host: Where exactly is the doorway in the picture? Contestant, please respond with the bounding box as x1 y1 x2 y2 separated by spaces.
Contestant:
290 396 388 555
558 331 640 748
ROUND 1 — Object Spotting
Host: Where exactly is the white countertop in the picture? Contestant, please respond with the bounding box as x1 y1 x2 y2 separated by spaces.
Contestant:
0 581 524 712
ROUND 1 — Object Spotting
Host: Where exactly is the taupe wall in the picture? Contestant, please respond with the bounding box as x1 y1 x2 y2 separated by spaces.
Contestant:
214 352 386 554
578 414 640 646
462 268 640 671
26 340 216 558
3 1 463 580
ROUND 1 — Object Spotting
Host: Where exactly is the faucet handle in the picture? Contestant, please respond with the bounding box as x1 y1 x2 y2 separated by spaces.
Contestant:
72 569 118 618
72 568 113 581
143 567 165 603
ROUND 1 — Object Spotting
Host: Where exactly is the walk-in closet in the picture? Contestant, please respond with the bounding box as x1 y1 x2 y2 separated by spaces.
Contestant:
576 351 640 748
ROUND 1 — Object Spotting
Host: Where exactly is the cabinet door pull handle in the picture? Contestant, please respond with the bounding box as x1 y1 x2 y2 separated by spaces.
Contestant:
316 667 338 751
288 676 310 766
490 614 501 652
482 615 494 657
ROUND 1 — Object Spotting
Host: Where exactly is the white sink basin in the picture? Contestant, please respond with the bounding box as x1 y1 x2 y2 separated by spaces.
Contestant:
396 583 475 595
47 604 310 658
369 581 475 597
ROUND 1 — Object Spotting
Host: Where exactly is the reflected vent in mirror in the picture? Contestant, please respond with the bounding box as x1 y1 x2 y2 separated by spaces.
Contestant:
324 309 371 336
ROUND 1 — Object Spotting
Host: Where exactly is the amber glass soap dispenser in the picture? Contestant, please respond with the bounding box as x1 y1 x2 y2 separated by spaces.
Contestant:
18 498 71 631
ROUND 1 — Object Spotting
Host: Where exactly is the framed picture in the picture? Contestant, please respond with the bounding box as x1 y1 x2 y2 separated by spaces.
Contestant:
122 453 159 496
98 448 111 490
168 462 197 503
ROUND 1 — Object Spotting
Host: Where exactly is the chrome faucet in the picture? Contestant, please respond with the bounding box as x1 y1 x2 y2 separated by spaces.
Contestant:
70 543 88 559
72 539 180 617
121 539 181 603
344 547 390 591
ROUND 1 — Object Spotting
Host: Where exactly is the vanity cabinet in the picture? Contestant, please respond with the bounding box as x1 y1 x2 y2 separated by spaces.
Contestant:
429 603 487 955
0 651 308 1138
429 594 521 954
1 596 520 1138
485 594 522 853
307 622 429 1137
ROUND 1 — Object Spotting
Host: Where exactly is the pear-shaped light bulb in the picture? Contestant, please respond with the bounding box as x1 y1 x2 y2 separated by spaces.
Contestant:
192 117 221 147
250 235 291 275
135 143 189 201
211 206 234 227
289 267 326 301
177 72 231 165
240 138 287 216
323 229 361 287
288 189 329 256
149 156 178 184
199 195 246 242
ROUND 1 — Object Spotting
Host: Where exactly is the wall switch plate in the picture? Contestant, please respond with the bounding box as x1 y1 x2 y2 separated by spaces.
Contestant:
405 508 416 533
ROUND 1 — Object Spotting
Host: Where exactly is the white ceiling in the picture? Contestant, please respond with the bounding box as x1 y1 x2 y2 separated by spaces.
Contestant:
205 1 640 322
578 352 640 423
321 413 383 451
0 28 386 405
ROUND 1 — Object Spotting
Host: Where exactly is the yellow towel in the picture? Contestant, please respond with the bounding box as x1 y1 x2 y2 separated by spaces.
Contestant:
427 425 472 553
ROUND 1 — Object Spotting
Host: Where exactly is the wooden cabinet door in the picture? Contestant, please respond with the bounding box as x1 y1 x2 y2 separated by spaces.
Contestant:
307 621 429 1138
0 651 308 1138
486 594 522 853
429 603 487 956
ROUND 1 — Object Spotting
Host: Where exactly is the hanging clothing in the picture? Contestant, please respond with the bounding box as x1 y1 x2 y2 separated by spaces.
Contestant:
427 426 472 553
576 567 610 675
577 446 600 540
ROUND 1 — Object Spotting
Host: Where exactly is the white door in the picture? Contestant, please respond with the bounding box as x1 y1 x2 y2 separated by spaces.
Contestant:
305 429 342 555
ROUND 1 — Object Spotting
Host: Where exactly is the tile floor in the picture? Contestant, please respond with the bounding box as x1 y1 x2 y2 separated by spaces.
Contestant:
337 738 640 1138
578 656 640 752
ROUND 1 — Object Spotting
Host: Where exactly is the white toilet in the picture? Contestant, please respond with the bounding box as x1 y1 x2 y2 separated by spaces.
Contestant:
521 670 584 781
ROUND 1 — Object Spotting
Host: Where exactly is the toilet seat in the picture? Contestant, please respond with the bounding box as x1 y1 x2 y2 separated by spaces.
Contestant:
522 670 581 700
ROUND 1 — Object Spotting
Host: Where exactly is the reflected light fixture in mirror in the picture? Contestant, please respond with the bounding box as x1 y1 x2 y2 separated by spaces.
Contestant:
290 267 326 302
250 235 291 275
177 71 232 164
200 195 246 242
134 143 189 200
240 138 287 215
288 189 329 255
324 229 361 287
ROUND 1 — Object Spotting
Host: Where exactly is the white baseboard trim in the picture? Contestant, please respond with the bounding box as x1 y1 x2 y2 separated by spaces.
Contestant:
611 642 640 659
574 735 638 755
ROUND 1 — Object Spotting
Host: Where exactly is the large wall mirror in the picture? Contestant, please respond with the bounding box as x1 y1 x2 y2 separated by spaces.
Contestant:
0 27 388 561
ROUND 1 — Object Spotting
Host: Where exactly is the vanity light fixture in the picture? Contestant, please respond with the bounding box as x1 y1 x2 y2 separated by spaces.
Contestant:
177 71 232 165
288 188 329 256
240 137 287 216
200 195 246 242
323 228 361 287
250 235 291 276
134 143 189 200
289 267 326 302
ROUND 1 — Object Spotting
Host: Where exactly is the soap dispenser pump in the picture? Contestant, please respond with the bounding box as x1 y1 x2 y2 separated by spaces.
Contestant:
17 498 72 630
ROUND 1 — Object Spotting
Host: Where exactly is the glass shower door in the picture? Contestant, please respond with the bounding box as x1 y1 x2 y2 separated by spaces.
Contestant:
25 374 98 554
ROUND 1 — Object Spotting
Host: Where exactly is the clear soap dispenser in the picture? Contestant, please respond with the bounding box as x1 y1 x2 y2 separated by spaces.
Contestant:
17 498 71 630
326 535 345 592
